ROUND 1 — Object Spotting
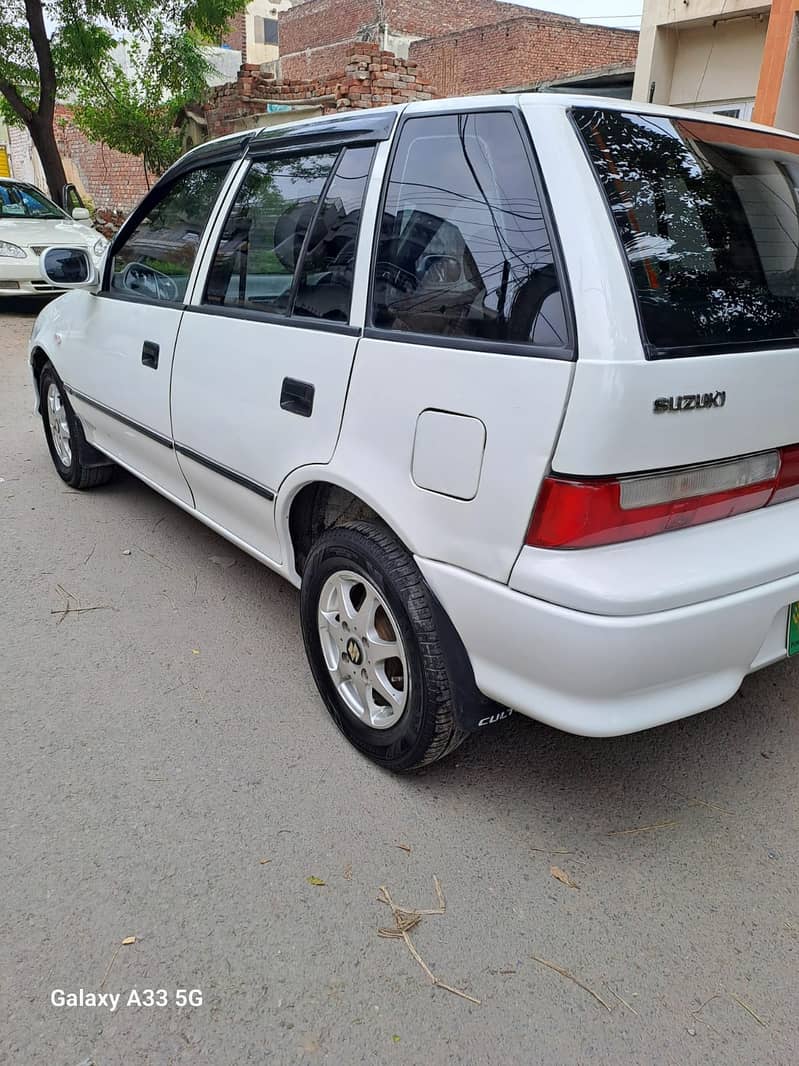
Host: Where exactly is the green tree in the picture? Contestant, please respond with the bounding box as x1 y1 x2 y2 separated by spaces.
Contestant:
0 1 246 201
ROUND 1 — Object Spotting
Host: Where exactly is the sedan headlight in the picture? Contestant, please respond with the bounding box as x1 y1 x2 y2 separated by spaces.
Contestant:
92 236 108 257
0 240 25 259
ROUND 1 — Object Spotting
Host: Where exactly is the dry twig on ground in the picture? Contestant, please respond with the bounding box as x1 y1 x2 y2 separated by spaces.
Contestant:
377 878 480 1005
607 820 679 836
529 955 612 1011
52 584 111 624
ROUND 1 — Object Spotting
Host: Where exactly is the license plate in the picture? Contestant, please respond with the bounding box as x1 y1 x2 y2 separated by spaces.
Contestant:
788 603 799 656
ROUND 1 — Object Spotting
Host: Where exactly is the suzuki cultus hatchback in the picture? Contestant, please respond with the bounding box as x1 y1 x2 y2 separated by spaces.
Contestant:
30 95 799 769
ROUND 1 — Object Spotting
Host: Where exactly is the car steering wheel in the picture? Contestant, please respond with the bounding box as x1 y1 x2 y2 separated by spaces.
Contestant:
374 261 418 294
121 262 180 303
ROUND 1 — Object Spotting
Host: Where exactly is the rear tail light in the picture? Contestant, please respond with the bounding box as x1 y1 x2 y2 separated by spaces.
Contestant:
527 446 799 549
771 443 799 505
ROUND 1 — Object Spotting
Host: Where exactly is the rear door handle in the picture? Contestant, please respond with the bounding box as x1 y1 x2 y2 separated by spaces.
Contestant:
142 340 159 369
280 377 314 417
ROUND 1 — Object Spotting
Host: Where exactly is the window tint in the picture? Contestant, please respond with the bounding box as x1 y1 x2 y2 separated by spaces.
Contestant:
293 146 374 322
204 153 337 315
574 108 799 355
110 164 230 304
371 112 567 349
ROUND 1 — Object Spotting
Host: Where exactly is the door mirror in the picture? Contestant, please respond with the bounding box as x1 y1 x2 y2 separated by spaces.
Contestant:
62 182 86 212
39 247 98 289
71 207 92 224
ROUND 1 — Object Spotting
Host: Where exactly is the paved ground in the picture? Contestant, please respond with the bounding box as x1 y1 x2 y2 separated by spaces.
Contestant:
1 298 798 1066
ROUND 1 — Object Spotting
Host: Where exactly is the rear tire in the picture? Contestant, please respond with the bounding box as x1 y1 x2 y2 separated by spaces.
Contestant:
39 364 115 489
300 521 467 771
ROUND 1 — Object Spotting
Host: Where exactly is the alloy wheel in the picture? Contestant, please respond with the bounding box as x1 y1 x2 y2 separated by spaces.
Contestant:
317 569 409 729
46 382 72 466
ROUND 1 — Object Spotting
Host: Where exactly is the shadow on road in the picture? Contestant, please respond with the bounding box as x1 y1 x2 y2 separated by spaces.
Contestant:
66 438 799 830
415 656 793 834
0 296 53 317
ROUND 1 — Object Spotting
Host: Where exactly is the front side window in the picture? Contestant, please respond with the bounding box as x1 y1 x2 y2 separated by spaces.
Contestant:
110 164 230 304
204 146 373 322
371 112 568 350
574 107 799 355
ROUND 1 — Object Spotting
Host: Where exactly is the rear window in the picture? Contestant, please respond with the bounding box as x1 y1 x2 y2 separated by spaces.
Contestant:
573 107 799 356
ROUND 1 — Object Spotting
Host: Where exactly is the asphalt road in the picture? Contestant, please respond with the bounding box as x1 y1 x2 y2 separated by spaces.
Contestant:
2 298 798 1066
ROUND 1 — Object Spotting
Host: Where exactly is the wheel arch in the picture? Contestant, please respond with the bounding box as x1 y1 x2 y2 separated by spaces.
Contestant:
30 346 52 412
283 476 502 733
285 479 407 579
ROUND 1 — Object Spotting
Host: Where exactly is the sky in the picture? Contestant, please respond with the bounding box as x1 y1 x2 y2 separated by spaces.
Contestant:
509 0 643 30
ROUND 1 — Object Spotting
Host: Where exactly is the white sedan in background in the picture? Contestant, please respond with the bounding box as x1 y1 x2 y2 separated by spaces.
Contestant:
0 179 107 297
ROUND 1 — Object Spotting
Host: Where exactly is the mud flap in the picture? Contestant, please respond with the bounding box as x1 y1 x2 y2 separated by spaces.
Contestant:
427 585 513 733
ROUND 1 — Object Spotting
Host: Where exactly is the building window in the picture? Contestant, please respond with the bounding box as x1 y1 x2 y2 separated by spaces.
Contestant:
254 17 279 46
693 101 755 121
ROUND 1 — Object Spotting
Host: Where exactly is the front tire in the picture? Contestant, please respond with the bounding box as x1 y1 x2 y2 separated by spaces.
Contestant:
300 521 467 771
39 364 115 489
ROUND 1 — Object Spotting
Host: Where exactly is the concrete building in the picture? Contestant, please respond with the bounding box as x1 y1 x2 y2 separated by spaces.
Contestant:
222 0 295 65
633 0 799 131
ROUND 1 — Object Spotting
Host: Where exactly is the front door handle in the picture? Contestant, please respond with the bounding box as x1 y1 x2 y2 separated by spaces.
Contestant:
280 377 314 417
142 340 159 369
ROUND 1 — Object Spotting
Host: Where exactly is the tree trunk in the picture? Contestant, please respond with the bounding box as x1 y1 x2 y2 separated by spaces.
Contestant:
28 116 68 203
21 0 67 202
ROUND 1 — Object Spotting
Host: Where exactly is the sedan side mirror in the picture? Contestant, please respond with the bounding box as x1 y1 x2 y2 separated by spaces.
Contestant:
39 247 98 290
71 207 92 225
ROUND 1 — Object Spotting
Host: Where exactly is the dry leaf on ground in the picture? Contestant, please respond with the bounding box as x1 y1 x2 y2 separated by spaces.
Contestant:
550 865 579 889
307 876 326 886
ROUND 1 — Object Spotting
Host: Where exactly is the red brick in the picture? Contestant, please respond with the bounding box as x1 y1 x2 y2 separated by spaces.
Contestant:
409 17 637 95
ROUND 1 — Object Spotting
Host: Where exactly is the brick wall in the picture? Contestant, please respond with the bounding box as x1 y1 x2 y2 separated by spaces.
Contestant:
203 45 437 139
282 40 368 82
409 18 638 96
279 0 576 79
53 105 155 213
382 0 575 38
280 0 378 57
221 11 248 60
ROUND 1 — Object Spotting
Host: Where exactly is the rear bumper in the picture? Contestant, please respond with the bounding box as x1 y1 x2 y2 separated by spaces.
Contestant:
417 557 797 737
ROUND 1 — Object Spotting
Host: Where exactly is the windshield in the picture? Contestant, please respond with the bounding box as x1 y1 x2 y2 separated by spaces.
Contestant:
573 107 799 357
0 182 68 221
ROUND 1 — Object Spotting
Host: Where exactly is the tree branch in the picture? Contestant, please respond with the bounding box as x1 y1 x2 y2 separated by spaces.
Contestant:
24 0 57 119
0 74 34 125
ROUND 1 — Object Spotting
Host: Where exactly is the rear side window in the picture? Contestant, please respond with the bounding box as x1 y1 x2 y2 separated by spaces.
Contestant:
293 146 374 322
204 146 374 321
371 112 568 351
574 108 799 356
204 152 337 314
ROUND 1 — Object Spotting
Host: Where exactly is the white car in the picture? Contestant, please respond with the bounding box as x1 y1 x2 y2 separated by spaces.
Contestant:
0 178 107 297
28 95 799 770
